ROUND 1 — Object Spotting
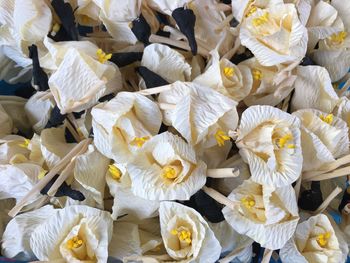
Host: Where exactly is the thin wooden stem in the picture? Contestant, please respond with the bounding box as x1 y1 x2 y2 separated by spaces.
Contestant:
8 139 91 217
262 249 273 263
64 119 81 143
304 166 350 182
312 186 342 215
136 84 173 96
202 186 237 209
207 168 240 178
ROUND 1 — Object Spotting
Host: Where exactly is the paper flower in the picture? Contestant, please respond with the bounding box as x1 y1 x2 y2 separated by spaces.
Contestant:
159 201 221 262
2 205 113 262
0 104 13 136
127 132 207 200
141 43 191 83
239 57 297 106
92 92 162 163
293 109 349 171
291 66 339 113
240 3 308 66
194 51 252 102
106 163 160 219
158 81 238 147
280 214 348 263
222 179 299 250
236 105 303 187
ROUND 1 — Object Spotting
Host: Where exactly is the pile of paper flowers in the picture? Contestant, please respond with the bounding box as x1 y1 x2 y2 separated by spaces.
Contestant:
1 0 350 262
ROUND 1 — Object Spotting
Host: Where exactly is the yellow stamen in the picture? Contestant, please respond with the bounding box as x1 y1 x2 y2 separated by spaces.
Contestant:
109 165 122 180
317 232 331 247
18 139 30 148
223 67 235 78
320 114 333 125
246 6 257 17
171 228 192 244
130 136 150 148
277 134 294 149
171 229 178 235
52 23 60 33
37 169 47 179
330 31 347 44
241 196 255 209
252 69 263 80
66 235 84 249
96 49 112 64
215 129 230 147
162 166 178 179
252 12 269 27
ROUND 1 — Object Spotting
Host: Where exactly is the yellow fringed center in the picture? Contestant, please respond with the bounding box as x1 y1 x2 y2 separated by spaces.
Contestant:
330 31 347 44
130 136 150 148
215 129 230 147
276 133 295 149
246 6 257 17
223 67 235 78
252 12 269 27
18 139 30 148
66 236 84 249
109 165 122 180
320 114 333 125
96 49 112 63
241 196 255 209
252 69 263 80
316 232 331 247
162 166 178 179
171 229 192 244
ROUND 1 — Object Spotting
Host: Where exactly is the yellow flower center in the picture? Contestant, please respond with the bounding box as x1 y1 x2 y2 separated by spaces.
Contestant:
241 196 255 209
320 114 333 125
252 69 263 80
96 49 112 64
223 67 235 78
246 6 257 17
18 139 30 148
66 236 84 249
171 229 192 244
316 232 331 247
252 12 269 27
330 31 347 44
162 166 178 179
130 136 150 148
215 129 230 147
276 133 295 149
37 169 48 179
52 23 60 33
109 165 122 180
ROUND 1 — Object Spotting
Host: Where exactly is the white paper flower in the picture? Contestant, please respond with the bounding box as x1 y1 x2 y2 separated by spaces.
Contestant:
293 109 349 171
193 51 252 102
240 3 308 66
291 66 339 113
106 163 160 219
24 91 54 133
69 0 101 26
158 81 239 147
222 179 299 250
91 92 162 163
127 132 207 201
239 57 297 106
141 43 192 83
236 105 302 187
48 47 122 114
0 135 32 165
159 201 221 262
280 214 348 263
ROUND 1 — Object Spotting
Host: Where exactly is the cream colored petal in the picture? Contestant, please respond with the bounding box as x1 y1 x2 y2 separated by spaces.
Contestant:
1 205 56 260
141 43 191 83
0 103 12 136
291 66 339 112
332 0 350 29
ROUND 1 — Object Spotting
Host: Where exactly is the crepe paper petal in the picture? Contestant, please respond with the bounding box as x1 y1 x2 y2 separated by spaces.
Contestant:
236 105 303 187
72 0 100 27
141 43 192 83
51 0 79 41
332 0 350 30
280 214 348 263
172 7 197 55
40 174 85 201
240 3 308 66
40 127 77 169
48 48 122 114
137 66 169 89
24 92 54 133
131 14 151 46
106 163 160 220
311 49 350 82
158 81 238 145
0 135 32 165
293 109 349 171
1 205 56 261
291 66 339 113
298 181 323 211
222 179 299 250
110 52 143 67
73 145 110 208
30 205 112 262
127 132 207 201
159 201 221 262
0 103 13 136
